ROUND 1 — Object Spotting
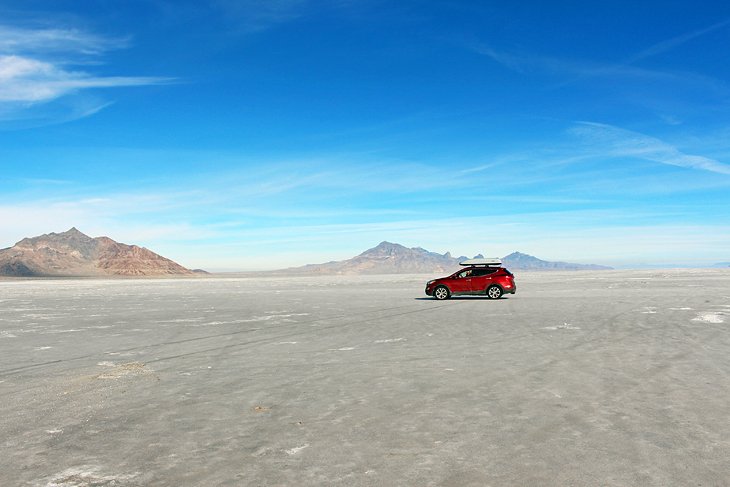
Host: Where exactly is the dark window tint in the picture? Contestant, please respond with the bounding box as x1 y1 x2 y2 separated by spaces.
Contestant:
503 268 513 276
471 267 498 277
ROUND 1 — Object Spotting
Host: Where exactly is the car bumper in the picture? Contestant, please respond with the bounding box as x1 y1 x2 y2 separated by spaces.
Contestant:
425 280 436 296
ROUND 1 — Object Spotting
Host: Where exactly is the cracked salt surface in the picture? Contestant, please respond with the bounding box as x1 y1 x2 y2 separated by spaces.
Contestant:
543 323 581 330
3 271 728 486
285 444 310 455
692 312 725 324
95 362 154 380
374 338 406 343
228 313 310 324
43 466 138 487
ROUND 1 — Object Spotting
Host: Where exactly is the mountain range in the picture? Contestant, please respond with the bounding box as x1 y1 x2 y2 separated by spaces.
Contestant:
0 230 617 277
0 228 197 277
284 241 612 274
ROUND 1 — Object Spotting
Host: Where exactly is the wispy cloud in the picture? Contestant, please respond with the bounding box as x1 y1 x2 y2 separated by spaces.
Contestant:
470 41 724 88
626 18 730 64
569 121 730 176
209 0 373 34
0 24 172 124
0 25 129 55
212 0 308 32
0 55 170 103
470 18 730 99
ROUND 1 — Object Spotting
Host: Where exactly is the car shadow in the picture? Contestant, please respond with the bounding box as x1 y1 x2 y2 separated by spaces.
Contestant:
414 296 511 301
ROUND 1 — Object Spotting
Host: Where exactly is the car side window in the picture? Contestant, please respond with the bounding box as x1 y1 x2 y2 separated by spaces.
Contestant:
471 268 498 277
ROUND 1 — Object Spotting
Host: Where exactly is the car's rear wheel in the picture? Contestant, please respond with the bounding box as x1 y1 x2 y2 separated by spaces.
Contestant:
433 286 450 300
486 285 503 299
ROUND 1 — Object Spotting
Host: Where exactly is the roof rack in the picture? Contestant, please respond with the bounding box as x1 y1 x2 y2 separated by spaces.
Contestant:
459 258 502 267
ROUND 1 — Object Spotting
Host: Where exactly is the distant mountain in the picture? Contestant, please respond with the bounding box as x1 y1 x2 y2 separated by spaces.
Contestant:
713 262 730 268
0 228 197 277
283 242 611 275
289 241 465 275
502 251 612 271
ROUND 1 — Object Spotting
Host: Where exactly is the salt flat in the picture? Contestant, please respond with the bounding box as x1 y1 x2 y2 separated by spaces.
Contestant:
1 270 729 486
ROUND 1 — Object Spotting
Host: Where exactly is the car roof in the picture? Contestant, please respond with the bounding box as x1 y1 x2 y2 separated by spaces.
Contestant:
459 258 502 267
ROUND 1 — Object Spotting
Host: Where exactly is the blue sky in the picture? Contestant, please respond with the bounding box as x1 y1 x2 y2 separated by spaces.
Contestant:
1 1 729 270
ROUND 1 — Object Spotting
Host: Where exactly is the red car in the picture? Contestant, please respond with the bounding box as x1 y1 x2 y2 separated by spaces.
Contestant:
425 259 516 300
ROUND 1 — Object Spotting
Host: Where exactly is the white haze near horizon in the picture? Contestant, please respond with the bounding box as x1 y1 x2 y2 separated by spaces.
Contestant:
1 199 729 271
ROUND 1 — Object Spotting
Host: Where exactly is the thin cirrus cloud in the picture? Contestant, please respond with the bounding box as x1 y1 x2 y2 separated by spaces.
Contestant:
0 25 129 54
0 55 170 103
475 18 730 72
471 18 730 92
626 18 730 64
471 41 718 85
469 41 690 91
0 24 171 123
212 0 308 32
569 121 730 176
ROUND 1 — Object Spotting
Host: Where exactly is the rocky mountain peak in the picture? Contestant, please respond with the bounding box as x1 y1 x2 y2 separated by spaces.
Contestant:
503 251 532 261
361 241 408 256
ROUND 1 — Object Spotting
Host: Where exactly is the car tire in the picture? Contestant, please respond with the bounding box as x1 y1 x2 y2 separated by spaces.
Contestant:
433 286 450 300
486 285 503 299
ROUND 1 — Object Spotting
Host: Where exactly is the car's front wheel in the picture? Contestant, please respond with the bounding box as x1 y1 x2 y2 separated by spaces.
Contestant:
486 285 503 299
433 286 450 300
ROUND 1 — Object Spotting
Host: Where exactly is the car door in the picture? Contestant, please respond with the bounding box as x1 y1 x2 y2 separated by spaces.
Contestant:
450 269 472 293
469 268 496 293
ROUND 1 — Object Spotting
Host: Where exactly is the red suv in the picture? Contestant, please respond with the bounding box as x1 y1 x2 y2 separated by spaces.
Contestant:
425 260 516 300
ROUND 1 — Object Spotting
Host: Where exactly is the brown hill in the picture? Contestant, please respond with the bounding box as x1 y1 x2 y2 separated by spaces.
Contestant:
0 228 196 277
